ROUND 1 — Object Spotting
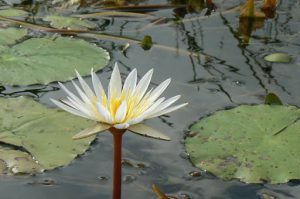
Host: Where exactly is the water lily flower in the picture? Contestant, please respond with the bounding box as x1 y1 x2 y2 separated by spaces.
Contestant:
51 62 187 199
51 62 187 140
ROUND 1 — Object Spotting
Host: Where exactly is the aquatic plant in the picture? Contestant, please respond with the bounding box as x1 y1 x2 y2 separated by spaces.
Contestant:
51 62 187 199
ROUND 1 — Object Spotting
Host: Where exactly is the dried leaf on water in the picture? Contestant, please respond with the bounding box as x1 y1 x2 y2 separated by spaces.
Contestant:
240 0 265 18
261 0 278 18
152 184 169 199
239 17 264 45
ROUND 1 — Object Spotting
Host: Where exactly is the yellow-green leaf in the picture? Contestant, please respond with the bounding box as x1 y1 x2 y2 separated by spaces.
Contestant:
264 53 292 63
0 97 96 175
186 105 300 184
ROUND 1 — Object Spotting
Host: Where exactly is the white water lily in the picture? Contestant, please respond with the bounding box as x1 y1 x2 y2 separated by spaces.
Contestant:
51 62 187 140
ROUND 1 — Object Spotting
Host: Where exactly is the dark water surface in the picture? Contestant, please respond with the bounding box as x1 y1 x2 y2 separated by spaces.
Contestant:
0 0 300 198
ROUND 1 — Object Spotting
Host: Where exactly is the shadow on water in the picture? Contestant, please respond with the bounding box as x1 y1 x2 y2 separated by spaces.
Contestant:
0 0 300 198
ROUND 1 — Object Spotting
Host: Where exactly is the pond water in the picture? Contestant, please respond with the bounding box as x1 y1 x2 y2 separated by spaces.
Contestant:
0 0 300 198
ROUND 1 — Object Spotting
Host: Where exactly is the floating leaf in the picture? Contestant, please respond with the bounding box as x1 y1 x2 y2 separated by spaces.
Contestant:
265 93 283 105
140 35 153 50
186 105 300 184
43 15 97 30
0 27 27 46
0 97 96 175
0 37 109 85
264 53 292 63
0 9 28 17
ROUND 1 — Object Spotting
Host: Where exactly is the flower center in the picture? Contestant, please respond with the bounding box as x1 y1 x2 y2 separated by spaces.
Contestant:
111 98 122 116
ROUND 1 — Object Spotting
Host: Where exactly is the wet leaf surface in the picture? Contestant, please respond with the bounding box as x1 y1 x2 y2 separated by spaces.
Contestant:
186 105 300 184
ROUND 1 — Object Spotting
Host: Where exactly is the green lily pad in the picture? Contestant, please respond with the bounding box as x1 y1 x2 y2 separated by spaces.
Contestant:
43 15 97 30
0 27 27 46
0 9 28 17
0 37 109 85
264 53 292 63
0 97 96 175
186 105 300 184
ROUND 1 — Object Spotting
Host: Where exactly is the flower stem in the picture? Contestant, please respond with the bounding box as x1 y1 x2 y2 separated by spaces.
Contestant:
110 128 126 199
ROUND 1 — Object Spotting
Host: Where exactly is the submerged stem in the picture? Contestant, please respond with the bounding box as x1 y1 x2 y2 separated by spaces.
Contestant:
110 128 126 199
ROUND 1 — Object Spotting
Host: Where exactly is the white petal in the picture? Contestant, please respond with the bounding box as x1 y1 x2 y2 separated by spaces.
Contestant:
51 99 91 119
142 88 153 99
60 99 93 119
115 101 127 123
145 95 181 117
122 69 137 94
67 97 95 119
114 123 129 129
148 78 171 103
58 82 83 104
141 97 165 117
108 62 122 99
72 80 91 105
127 116 144 125
91 69 106 99
65 95 86 109
135 88 153 109
146 103 188 119
134 69 153 101
96 102 113 123
75 70 95 99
